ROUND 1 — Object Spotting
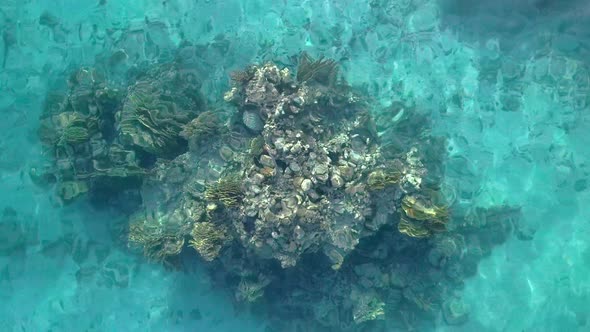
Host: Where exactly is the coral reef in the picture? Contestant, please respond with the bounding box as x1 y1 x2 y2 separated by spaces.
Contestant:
36 52 522 331
222 60 404 268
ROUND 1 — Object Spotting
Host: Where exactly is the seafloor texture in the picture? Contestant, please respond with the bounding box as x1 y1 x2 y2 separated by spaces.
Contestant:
1 0 590 331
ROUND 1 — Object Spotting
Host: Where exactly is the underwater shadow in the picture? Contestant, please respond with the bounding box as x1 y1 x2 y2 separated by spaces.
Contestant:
437 0 590 60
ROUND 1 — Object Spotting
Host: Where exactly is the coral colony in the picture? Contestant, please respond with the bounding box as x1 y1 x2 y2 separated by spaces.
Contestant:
36 47 520 331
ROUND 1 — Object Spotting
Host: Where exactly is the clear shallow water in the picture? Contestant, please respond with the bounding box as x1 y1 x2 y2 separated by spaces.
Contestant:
1 0 589 331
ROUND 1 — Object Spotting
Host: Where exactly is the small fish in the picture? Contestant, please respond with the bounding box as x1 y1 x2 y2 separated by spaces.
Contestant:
109 49 129 66
39 11 60 28
2 22 16 69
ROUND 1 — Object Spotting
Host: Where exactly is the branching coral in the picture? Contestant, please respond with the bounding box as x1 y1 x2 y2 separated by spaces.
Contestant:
296 52 339 87
204 174 243 207
189 221 229 261
35 66 148 205
219 61 393 268
128 212 186 262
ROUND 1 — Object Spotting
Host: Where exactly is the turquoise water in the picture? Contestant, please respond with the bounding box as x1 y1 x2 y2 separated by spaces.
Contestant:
1 0 589 331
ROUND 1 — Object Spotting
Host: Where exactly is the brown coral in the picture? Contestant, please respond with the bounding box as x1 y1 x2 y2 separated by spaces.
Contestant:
180 110 221 143
296 52 339 87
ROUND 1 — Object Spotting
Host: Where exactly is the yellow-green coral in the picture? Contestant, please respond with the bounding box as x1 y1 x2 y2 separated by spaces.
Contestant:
367 168 402 190
205 174 243 207
189 221 228 261
39 112 92 147
128 212 186 262
61 125 89 145
398 216 431 238
398 195 449 238
401 195 449 223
